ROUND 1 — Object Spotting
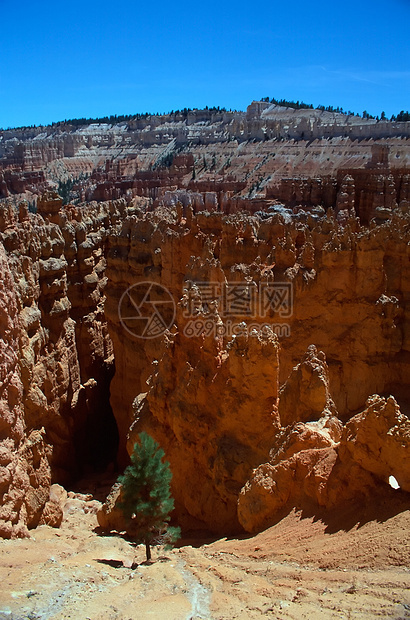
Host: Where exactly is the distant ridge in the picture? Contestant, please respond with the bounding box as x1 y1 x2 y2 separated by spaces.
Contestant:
1 99 409 132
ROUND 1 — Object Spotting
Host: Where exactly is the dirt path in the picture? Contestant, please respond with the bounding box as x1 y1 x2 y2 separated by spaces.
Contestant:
0 488 409 619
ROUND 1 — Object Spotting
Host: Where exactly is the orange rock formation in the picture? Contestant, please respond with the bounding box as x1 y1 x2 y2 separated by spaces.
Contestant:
0 103 409 537
102 207 410 533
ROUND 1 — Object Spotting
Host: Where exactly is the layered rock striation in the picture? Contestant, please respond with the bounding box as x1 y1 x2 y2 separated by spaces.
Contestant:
0 102 409 538
0 195 148 535
1 102 409 216
102 206 410 533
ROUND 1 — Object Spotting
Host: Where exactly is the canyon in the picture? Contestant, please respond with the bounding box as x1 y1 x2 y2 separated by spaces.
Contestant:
0 101 409 549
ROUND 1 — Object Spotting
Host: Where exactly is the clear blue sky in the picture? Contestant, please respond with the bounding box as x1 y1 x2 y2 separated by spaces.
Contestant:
1 0 409 128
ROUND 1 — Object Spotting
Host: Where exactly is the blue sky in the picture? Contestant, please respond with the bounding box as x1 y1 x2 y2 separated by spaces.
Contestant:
0 0 409 127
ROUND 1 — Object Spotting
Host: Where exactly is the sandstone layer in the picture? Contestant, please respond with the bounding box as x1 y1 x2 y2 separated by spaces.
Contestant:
102 206 410 533
238 359 410 533
0 102 409 538
0 195 146 535
1 102 409 225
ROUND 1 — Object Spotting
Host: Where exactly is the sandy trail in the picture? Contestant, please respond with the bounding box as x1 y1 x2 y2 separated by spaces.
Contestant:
0 485 409 619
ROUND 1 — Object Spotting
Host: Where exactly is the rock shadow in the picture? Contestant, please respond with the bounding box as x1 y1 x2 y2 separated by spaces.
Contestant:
301 487 410 534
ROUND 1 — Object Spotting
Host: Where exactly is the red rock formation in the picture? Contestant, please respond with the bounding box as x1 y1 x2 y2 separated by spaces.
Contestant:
266 176 338 209
0 195 148 536
339 394 410 492
0 106 409 538
238 354 410 534
102 207 410 533
0 243 59 537
0 169 46 197
1 106 408 218
278 345 336 426
106 207 410 425
131 327 280 532
266 167 410 224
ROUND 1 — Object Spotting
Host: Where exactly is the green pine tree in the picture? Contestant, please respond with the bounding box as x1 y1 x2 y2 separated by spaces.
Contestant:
117 432 180 561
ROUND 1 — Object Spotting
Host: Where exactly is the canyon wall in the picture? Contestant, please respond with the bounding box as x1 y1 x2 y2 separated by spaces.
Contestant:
0 103 409 538
103 207 410 532
1 104 409 172
0 192 409 537
1 105 409 235
0 195 150 536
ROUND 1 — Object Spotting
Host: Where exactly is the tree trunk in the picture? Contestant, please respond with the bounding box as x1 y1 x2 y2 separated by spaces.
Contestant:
145 542 151 562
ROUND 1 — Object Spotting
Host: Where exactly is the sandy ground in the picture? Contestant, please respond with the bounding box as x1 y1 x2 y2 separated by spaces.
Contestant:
0 481 409 620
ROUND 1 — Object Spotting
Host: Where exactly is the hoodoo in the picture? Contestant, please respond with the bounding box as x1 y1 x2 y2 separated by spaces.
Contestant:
0 102 409 538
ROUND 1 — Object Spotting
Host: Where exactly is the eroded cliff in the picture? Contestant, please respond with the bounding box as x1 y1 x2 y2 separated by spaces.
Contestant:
0 103 409 538
102 206 410 533
0 195 146 535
